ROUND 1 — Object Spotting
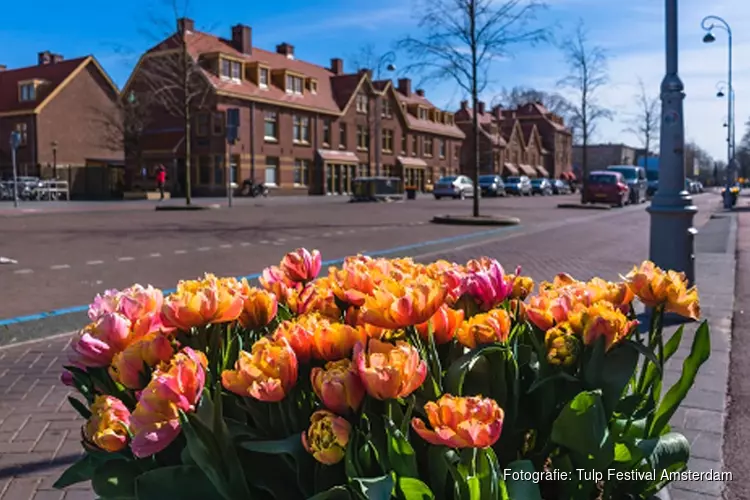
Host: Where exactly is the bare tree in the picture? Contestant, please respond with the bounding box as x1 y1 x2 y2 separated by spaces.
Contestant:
495 86 574 121
557 20 612 187
349 44 392 81
129 0 213 205
90 93 152 158
624 78 660 161
736 117 750 180
397 0 547 217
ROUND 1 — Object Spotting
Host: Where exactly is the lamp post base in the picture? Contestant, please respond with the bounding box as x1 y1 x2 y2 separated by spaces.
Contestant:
647 195 698 286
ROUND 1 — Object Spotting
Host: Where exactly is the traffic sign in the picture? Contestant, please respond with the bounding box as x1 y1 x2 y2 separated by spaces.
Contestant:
9 131 21 150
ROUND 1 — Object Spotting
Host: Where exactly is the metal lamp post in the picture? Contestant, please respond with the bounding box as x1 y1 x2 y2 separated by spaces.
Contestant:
9 131 21 208
647 0 698 285
51 141 58 179
368 52 397 177
701 15 736 207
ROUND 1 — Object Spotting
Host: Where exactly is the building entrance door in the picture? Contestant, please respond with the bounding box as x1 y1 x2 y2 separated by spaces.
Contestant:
326 164 333 194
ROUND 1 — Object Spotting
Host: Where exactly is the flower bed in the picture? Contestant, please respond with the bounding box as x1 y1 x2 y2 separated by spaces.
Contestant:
56 249 708 500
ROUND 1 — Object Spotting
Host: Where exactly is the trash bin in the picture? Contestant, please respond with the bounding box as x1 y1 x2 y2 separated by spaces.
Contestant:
406 187 417 200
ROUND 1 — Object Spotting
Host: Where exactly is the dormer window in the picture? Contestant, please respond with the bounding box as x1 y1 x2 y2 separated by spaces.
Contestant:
356 94 368 113
307 78 318 94
19 82 36 102
259 68 269 88
286 74 303 94
220 59 242 82
418 107 428 120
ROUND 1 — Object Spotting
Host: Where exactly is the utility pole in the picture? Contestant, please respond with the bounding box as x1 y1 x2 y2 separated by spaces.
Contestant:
9 131 21 208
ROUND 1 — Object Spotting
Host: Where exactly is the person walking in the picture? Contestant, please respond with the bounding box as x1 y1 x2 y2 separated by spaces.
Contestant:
155 164 167 201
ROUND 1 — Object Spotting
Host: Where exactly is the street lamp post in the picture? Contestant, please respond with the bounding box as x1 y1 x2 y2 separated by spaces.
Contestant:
368 52 396 178
9 131 21 208
701 15 735 207
648 0 698 285
51 141 58 179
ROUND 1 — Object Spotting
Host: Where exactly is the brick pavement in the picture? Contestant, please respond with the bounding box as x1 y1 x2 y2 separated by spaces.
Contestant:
0 195 731 499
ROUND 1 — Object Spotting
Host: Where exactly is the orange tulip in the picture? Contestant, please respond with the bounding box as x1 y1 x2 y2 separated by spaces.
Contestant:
273 319 315 363
295 313 367 361
411 394 503 449
238 284 278 330
455 308 511 348
109 332 174 390
83 395 131 453
302 410 351 465
625 260 700 320
329 261 379 307
507 274 535 301
360 277 446 329
585 277 634 311
525 293 574 332
222 337 298 402
311 359 365 414
415 304 464 344
162 274 244 331
577 302 639 351
353 339 427 400
287 278 341 319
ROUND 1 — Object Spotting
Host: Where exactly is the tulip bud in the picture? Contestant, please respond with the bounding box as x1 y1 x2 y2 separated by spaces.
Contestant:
302 410 351 465
83 395 131 453
311 359 365 414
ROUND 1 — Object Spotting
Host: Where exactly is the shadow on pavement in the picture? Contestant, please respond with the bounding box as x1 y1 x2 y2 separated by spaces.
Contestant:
0 453 80 480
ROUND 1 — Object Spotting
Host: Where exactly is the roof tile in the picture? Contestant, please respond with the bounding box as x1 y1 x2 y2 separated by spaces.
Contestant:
0 57 88 113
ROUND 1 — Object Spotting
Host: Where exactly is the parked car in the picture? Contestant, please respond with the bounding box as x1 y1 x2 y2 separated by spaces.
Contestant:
606 165 648 204
433 175 475 200
686 178 704 194
478 175 506 197
581 171 630 207
646 169 659 197
504 176 532 196
552 179 572 195
530 178 553 196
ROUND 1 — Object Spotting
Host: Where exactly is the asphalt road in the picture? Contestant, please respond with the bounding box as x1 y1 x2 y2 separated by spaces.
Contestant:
0 193 718 344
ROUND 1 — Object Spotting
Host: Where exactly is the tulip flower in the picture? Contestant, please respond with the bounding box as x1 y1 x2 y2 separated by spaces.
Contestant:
455 308 511 349
584 278 634 311
544 323 580 366
129 347 207 458
525 293 574 332
238 284 278 330
109 332 174 390
162 274 244 331
259 265 298 299
69 312 133 367
411 394 503 449
222 337 298 402
273 319 315 363
280 248 322 283
415 304 464 345
625 260 700 320
88 289 121 321
302 410 351 465
287 278 341 319
83 395 131 453
311 359 365 414
461 258 513 311
310 315 367 361
354 339 427 400
117 284 169 337
578 302 639 351
329 261 379 307
507 274 535 301
360 277 446 329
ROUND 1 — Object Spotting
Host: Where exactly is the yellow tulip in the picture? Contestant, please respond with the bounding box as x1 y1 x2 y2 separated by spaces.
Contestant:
83 395 131 453
455 308 511 348
625 261 700 319
162 274 244 331
222 337 298 402
302 410 351 465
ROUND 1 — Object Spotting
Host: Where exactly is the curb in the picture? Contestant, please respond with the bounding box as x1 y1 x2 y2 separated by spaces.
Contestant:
431 215 521 226
557 203 612 210
155 204 221 211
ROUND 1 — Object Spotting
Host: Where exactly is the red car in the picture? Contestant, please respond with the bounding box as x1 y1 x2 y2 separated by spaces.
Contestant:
581 171 630 207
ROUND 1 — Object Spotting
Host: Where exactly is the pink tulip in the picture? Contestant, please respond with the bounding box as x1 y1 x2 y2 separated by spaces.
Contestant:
462 258 513 312
88 289 121 321
69 313 132 368
280 248 322 283
259 265 299 298
109 333 175 390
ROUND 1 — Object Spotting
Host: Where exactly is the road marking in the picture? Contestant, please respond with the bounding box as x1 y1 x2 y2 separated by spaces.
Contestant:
322 233 332 237
219 244 233 249
14 269 33 274
335 231 346 235
86 260 104 265
174 250 187 255
272 241 283 245
117 257 134 262
259 240 270 244
149 253 162 258
292 236 303 240
240 242 252 247
348 229 357 234
276 238 286 243
197 247 211 252
50 264 70 270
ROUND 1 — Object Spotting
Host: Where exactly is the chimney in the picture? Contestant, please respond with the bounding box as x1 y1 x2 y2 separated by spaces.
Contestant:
276 43 294 59
477 101 485 114
38 51 53 65
51 53 64 64
492 105 503 121
0 64 6 72
330 58 344 75
415 89 425 97
397 78 411 96
231 24 252 54
177 17 195 34
460 100 469 110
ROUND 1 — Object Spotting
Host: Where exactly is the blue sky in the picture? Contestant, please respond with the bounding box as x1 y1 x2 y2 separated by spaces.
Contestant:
2 0 748 160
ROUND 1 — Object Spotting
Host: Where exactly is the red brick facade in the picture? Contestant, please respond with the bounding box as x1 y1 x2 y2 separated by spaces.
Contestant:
123 20 464 196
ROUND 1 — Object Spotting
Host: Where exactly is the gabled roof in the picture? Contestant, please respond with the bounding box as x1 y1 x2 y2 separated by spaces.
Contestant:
0 56 118 116
503 120 526 149
521 123 543 152
516 101 571 134
454 107 496 126
395 89 464 139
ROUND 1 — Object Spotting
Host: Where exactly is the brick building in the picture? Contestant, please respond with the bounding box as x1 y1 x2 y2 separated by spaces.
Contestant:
454 100 573 180
122 19 464 196
0 52 123 196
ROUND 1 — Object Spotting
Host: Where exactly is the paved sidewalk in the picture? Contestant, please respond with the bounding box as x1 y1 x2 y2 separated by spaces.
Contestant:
0 200 734 499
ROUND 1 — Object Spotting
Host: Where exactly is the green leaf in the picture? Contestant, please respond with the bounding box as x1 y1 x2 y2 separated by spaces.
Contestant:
643 325 685 390
385 419 418 478
582 336 607 389
239 432 304 456
396 477 435 500
350 475 394 500
551 390 614 470
135 465 220 500
426 446 450 500
527 371 579 394
91 459 139 499
53 455 97 489
67 396 92 419
307 485 354 500
500 460 543 500
444 345 509 397
638 432 690 472
599 343 639 418
475 448 500 500
649 322 711 437
624 339 661 373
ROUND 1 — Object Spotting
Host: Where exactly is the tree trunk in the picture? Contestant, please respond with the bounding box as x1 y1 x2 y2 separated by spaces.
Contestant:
470 0 480 218
182 39 192 206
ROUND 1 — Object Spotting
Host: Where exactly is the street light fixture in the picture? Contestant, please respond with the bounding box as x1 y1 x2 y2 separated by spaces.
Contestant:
370 52 397 178
700 15 735 207
648 0 698 286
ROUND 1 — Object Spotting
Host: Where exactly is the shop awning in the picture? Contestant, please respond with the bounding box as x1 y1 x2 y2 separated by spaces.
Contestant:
503 163 519 175
397 156 428 168
317 149 360 164
517 164 537 177
536 165 550 178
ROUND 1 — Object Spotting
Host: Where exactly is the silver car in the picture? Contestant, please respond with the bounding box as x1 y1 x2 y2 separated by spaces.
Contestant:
433 175 475 200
